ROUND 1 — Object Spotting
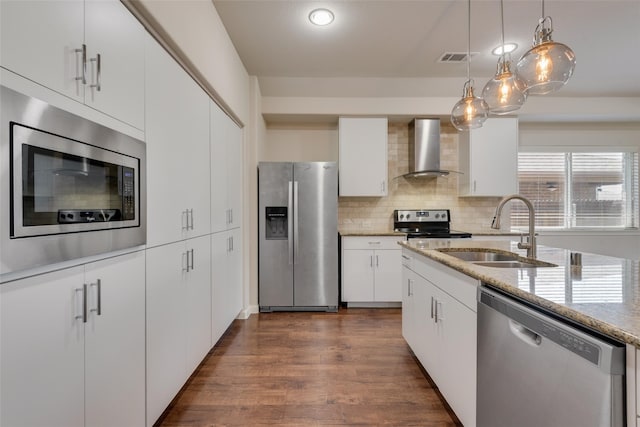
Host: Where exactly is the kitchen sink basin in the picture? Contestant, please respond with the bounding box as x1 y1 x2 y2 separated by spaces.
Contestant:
438 249 557 269
441 250 520 262
473 261 542 268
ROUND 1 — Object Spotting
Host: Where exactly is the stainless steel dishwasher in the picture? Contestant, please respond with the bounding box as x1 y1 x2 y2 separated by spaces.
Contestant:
477 286 625 427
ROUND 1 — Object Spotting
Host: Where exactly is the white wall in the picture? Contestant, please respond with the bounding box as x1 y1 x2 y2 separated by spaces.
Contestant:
262 124 338 162
133 0 250 124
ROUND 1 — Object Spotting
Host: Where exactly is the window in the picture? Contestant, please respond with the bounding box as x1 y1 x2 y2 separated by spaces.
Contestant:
513 151 639 230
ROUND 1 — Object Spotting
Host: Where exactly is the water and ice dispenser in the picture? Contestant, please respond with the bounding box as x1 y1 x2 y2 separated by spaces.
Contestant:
265 207 288 240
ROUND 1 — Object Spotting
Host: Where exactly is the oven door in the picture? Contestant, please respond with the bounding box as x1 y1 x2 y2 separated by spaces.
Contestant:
11 123 139 238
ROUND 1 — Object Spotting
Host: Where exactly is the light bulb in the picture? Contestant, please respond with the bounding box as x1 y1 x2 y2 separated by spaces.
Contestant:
535 48 552 82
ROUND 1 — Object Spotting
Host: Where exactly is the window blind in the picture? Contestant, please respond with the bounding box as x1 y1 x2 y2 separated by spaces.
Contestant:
513 152 639 230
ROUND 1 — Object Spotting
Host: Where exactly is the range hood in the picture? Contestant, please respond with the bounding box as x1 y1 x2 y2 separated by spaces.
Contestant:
403 118 459 179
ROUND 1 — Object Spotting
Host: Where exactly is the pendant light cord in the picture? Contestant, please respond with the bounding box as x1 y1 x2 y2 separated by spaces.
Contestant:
466 0 471 81
500 0 505 52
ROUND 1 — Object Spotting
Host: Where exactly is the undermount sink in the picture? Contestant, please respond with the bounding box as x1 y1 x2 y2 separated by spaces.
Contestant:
441 250 520 262
438 249 557 269
473 261 542 269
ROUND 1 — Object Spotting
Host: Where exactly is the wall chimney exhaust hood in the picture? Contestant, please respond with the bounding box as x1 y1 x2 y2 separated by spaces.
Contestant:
402 118 460 179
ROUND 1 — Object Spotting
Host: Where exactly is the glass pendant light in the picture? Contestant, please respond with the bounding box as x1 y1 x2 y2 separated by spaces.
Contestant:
482 0 526 114
516 0 576 95
451 0 488 131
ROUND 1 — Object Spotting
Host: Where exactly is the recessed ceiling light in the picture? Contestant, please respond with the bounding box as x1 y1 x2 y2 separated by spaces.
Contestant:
309 8 334 26
492 43 518 56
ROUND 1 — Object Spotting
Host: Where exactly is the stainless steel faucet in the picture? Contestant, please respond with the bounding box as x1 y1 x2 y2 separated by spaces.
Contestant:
491 194 537 258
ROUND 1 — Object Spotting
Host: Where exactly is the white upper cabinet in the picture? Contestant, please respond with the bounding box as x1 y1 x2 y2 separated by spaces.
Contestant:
1 0 84 102
339 117 388 197
211 100 243 233
145 36 211 247
458 117 518 197
0 0 145 129
83 0 145 128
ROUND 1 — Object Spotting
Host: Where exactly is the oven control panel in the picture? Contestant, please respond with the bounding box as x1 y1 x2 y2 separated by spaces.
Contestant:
394 209 449 223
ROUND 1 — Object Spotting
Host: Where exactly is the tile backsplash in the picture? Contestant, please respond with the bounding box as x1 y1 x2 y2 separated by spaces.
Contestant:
338 122 503 234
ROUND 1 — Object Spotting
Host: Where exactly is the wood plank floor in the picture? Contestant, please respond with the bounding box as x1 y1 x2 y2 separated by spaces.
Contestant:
156 308 463 426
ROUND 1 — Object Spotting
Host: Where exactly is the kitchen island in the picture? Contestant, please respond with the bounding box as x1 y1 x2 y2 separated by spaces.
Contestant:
400 239 640 346
400 238 640 427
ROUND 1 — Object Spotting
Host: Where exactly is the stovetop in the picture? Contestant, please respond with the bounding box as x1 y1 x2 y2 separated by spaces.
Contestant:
393 209 472 239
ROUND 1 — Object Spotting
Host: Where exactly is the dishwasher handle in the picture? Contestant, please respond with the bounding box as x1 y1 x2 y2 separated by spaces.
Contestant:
479 286 625 375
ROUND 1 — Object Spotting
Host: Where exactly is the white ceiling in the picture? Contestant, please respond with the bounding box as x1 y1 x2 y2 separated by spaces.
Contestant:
212 0 640 100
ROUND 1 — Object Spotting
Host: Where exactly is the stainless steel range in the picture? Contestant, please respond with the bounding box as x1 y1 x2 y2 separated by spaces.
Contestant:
393 209 471 239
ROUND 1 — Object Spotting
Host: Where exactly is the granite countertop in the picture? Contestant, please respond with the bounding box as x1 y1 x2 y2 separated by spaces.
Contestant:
399 239 640 347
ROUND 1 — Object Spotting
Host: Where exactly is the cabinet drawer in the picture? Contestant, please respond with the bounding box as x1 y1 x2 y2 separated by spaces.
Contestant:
342 236 404 250
412 254 478 312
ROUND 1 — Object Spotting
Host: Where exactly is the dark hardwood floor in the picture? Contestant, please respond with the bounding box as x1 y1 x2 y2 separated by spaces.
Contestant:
156 308 463 426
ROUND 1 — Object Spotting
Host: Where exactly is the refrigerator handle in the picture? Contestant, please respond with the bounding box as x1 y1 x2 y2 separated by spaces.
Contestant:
294 181 299 264
288 181 294 265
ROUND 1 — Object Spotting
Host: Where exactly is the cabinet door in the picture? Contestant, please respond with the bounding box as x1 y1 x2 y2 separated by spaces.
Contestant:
211 231 229 344
339 117 388 196
146 242 188 426
185 235 212 374
437 291 477 427
373 249 402 302
411 276 440 382
1 266 85 427
145 37 210 246
401 265 415 348
459 117 518 197
227 228 243 322
210 101 229 233
84 0 145 129
342 249 375 302
0 0 84 102
227 120 243 230
84 251 145 427
211 229 243 345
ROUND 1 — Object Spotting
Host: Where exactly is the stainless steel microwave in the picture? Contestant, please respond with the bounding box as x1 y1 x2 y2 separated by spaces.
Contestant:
1 86 146 275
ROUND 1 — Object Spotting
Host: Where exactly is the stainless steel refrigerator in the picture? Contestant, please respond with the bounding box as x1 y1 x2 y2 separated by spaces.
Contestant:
258 162 338 312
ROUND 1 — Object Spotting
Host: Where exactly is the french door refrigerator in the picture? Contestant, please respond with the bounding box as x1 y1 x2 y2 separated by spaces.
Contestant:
258 162 338 312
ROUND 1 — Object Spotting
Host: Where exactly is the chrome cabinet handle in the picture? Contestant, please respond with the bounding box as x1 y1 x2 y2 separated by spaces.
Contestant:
230 236 234 252
90 53 101 91
189 249 194 270
182 251 189 272
76 284 88 323
74 44 87 84
402 254 410 260
182 209 194 231
370 255 373 267
376 255 379 267
90 279 102 316
435 300 442 323
430 296 435 319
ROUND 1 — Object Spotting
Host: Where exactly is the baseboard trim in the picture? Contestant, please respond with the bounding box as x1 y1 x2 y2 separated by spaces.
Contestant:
237 304 259 319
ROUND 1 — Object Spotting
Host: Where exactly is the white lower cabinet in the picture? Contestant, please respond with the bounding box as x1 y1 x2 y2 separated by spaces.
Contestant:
0 251 146 427
342 236 403 304
146 236 212 427
211 228 243 345
401 248 477 427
